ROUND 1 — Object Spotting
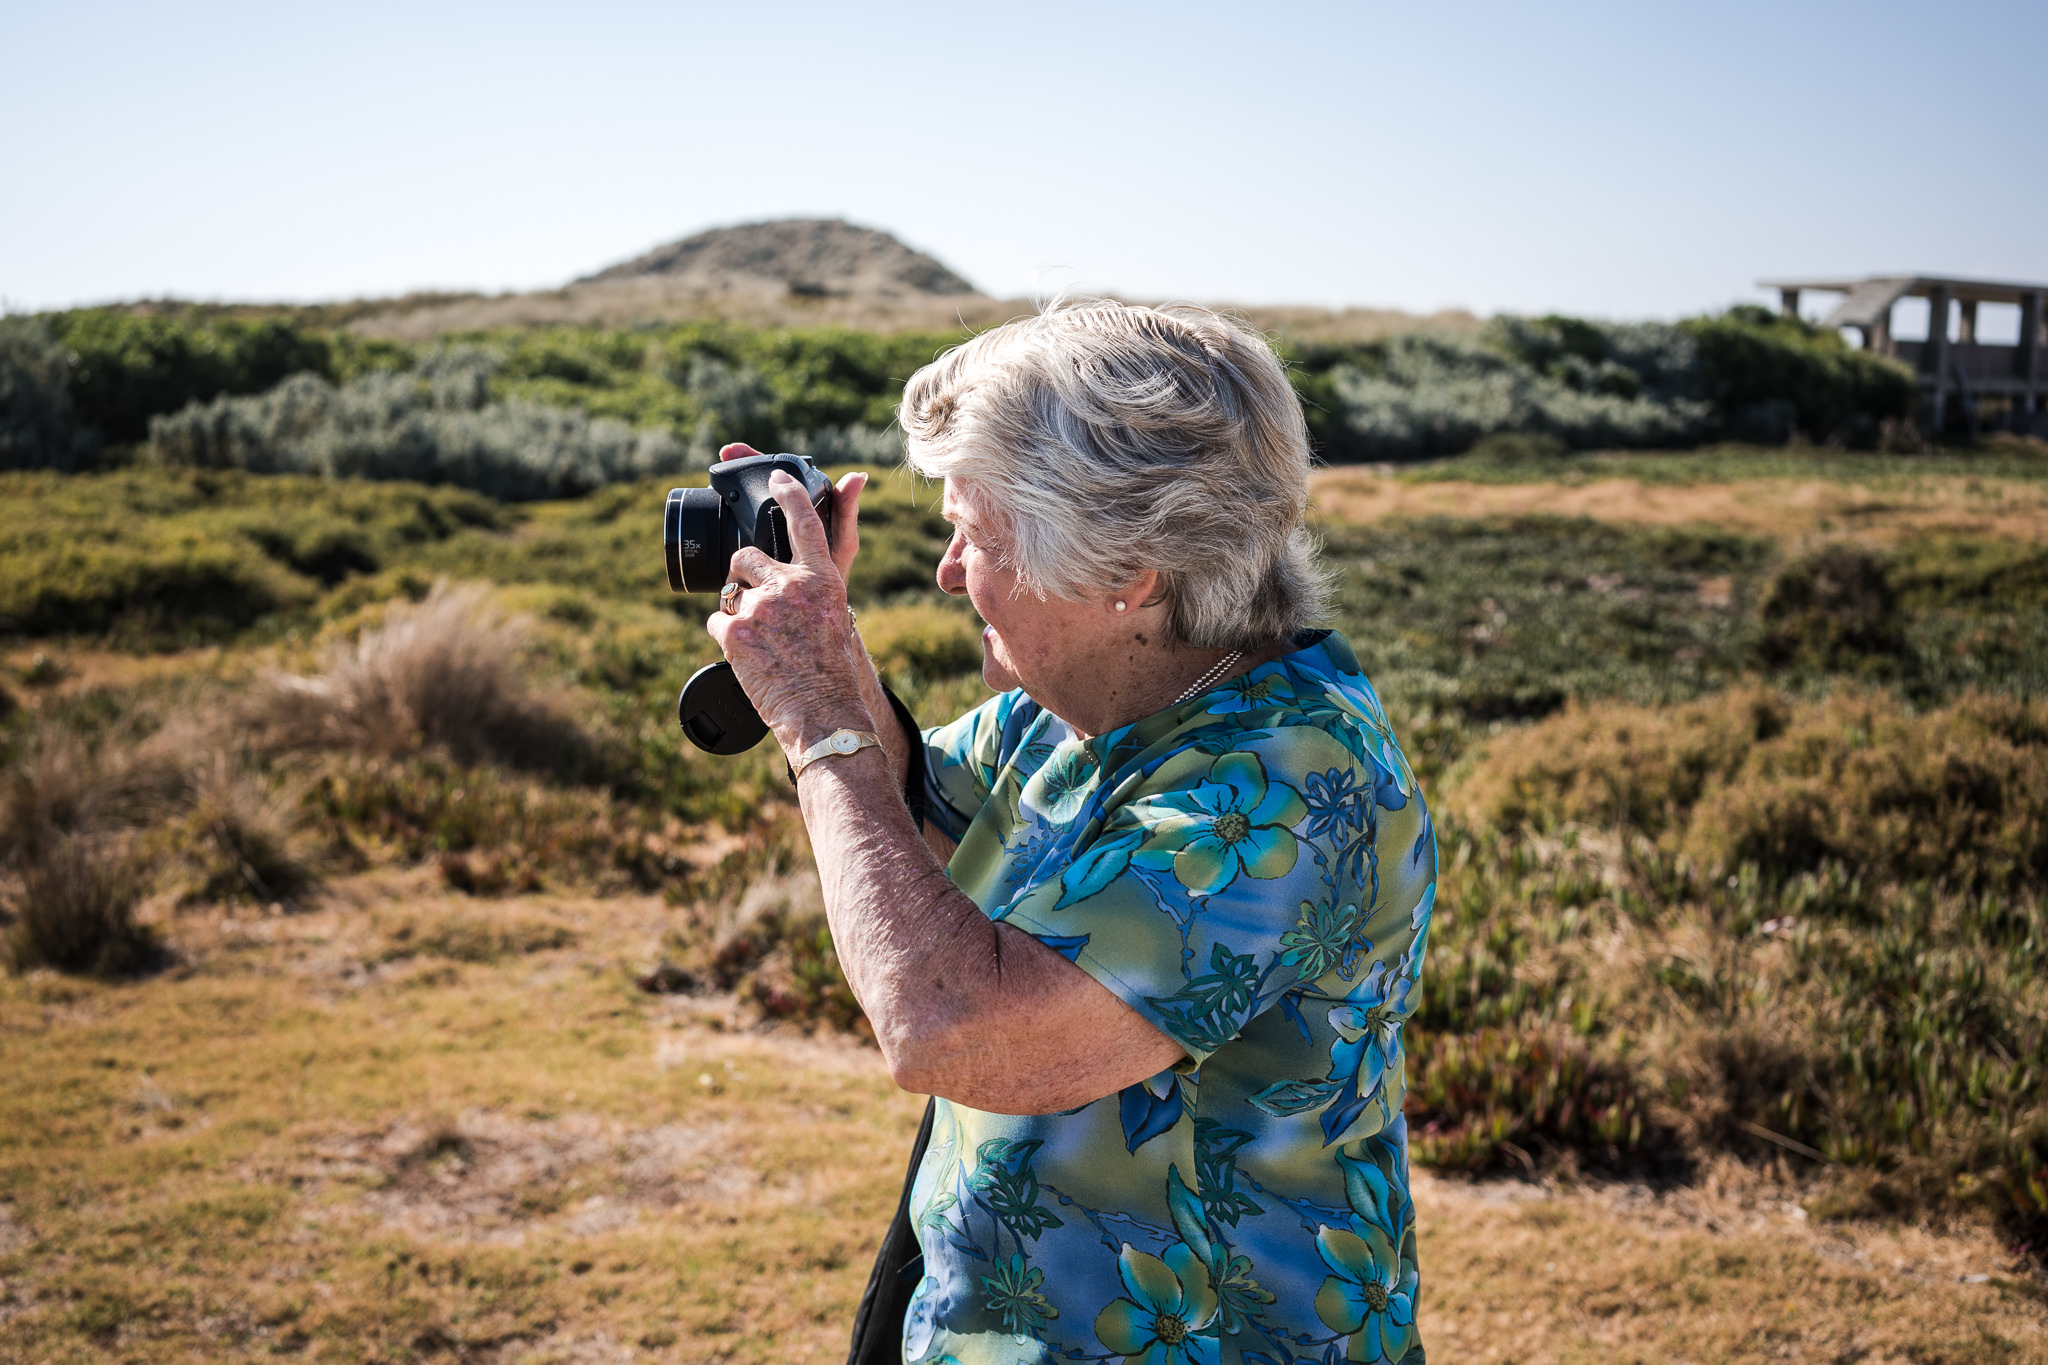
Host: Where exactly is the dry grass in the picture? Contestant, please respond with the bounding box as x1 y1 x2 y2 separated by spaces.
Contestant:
1414 1165 2046 1364
0 720 197 976
0 722 191 861
256 582 593 777
2 834 157 976
0 880 2039 1364
1312 470 2048 546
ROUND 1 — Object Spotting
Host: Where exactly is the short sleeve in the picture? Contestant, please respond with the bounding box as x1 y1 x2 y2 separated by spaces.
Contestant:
919 691 1037 844
997 723 1432 1070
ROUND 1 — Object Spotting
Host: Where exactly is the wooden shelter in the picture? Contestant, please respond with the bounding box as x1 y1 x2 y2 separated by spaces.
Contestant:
1759 274 2046 433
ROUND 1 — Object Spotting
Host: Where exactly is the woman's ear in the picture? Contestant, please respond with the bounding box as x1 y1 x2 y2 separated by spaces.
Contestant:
1117 571 1162 613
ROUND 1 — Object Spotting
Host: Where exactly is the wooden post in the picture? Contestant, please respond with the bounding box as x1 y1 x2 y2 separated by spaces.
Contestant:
2020 291 2042 415
1870 304 1892 357
1926 285 1953 432
1779 287 1801 319
1959 300 1978 343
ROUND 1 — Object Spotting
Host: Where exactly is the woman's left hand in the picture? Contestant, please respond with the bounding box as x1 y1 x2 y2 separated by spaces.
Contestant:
705 463 876 758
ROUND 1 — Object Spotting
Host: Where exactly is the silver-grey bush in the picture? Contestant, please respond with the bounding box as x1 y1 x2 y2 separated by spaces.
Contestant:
149 347 697 500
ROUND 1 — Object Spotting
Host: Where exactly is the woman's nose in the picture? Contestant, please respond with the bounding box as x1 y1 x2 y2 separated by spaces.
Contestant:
936 534 967 595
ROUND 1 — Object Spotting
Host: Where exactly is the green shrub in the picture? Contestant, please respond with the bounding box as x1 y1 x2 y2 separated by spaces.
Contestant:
304 753 676 891
1680 305 1916 445
1756 543 1904 672
429 321 950 463
1463 431 1570 465
0 317 97 472
857 603 984 683
1418 780 2048 1241
1288 308 1917 461
1457 686 2048 892
1321 332 1715 460
0 468 504 643
1406 1028 1654 1174
1324 515 1774 720
50 310 339 444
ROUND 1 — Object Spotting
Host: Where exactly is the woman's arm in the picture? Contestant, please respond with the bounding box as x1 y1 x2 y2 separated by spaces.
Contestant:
708 469 1184 1114
798 739 1185 1114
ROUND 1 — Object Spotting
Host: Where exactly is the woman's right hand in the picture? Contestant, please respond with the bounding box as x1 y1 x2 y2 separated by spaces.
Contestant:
713 445 908 789
717 443 868 587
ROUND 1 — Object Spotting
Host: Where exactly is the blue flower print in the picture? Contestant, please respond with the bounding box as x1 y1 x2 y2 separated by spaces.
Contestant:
1203 668 1296 715
982 1252 1059 1337
1027 745 1100 824
1279 899 1367 983
1093 1242 1219 1365
1328 964 1414 1108
1135 752 1307 898
1312 1223 1420 1363
1303 766 1372 843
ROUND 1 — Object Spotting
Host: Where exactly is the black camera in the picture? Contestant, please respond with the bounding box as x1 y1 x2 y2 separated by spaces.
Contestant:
666 453 836 755
665 452 835 593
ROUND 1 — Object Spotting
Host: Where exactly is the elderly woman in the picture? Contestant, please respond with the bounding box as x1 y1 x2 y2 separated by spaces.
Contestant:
709 302 1434 1365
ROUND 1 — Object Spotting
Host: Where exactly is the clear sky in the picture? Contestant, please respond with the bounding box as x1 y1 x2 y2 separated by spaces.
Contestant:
4 0 2043 321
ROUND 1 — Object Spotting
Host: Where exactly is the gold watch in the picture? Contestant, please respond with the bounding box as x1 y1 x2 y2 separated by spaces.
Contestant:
790 728 883 779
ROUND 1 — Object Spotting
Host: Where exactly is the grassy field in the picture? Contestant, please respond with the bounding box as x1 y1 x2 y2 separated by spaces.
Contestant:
3 446 2047 1362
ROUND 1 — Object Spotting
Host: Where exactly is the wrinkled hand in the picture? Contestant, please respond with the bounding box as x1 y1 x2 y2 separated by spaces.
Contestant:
704 444 874 758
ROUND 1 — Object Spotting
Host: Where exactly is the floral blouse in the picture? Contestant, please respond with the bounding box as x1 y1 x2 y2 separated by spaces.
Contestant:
906 630 1434 1365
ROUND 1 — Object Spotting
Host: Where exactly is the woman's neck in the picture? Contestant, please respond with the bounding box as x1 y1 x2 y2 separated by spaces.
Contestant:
1035 634 1292 740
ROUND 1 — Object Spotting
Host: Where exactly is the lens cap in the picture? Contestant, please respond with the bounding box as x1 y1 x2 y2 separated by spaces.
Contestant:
678 661 770 754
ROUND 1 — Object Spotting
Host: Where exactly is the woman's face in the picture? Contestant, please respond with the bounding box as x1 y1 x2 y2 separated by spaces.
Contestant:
937 480 1064 694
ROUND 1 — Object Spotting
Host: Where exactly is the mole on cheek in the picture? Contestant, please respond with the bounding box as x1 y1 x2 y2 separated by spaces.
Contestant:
1135 633 1148 645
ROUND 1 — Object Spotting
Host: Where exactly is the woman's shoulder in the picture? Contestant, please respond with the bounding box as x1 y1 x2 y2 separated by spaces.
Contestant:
1173 629 1415 798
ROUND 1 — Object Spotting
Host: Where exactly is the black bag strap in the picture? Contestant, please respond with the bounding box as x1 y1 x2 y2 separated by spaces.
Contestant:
846 1096 936 1365
879 683 928 830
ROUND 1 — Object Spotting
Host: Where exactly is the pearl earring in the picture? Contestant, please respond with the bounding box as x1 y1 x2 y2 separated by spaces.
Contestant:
1114 601 1127 612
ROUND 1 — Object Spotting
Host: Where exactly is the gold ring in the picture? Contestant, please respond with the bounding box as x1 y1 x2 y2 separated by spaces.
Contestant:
719 583 742 616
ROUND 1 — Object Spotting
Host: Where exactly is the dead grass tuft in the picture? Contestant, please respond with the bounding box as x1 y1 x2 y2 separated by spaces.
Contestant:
647 844 866 1034
4 833 160 976
182 754 315 906
0 722 190 863
256 581 593 777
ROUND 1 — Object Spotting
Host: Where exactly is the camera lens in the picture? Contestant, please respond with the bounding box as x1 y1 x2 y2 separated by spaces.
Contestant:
665 487 729 593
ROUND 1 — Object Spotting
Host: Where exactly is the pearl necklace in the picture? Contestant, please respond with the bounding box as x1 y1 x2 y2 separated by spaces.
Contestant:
1172 650 1244 706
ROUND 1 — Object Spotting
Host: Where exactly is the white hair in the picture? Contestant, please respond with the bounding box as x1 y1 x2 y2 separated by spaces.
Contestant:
898 299 1330 651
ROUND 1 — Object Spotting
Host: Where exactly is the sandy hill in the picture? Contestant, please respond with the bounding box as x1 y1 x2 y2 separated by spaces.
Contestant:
578 219 978 299
344 219 1005 340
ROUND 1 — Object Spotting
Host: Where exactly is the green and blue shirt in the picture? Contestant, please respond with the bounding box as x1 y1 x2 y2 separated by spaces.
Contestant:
906 630 1434 1365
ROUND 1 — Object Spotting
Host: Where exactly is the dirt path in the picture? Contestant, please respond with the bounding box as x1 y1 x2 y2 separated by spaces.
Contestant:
1311 471 2048 544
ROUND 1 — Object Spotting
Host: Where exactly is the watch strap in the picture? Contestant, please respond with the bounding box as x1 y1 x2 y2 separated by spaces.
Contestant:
790 727 884 779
